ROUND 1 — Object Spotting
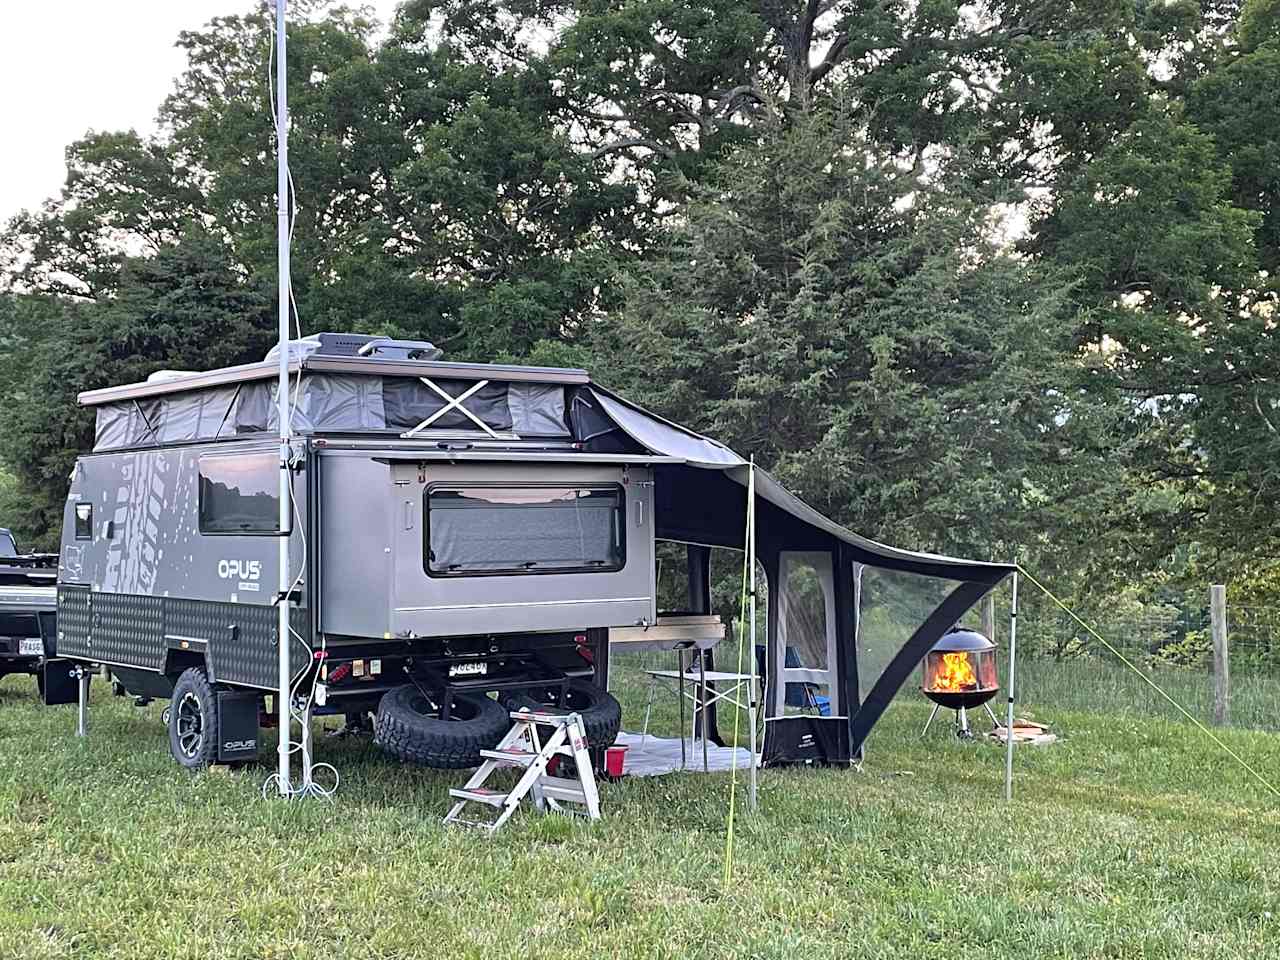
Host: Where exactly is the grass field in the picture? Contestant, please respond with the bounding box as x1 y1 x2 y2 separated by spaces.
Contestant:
1015 656 1280 733
1 661 1279 960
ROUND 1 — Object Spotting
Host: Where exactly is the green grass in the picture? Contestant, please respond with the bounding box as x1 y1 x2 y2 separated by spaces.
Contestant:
1 665 1279 960
1015 656 1280 733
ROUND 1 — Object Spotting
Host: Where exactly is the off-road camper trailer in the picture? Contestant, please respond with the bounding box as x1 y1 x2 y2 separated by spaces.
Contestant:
55 332 1012 777
57 334 653 768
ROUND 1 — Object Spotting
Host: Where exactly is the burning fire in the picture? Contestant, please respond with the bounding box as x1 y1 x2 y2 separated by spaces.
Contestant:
930 651 978 692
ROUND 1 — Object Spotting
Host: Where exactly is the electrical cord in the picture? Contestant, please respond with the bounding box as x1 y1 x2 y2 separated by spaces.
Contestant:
262 449 341 798
267 16 305 419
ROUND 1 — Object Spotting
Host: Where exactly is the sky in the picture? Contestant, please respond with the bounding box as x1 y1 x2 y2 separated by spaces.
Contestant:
0 1 399 225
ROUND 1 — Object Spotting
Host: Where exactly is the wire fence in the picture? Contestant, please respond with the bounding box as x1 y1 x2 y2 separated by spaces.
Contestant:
989 589 1280 733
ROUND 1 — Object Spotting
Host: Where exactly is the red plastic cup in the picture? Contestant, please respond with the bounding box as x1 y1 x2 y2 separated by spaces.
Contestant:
604 744 629 778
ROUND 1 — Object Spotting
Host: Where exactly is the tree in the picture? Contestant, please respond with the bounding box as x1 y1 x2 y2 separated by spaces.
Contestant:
591 104 1124 565
1030 105 1277 570
0 131 207 300
3 2 649 360
0 234 275 543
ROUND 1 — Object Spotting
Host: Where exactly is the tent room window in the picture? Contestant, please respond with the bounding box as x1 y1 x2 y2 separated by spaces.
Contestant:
425 484 624 577
198 452 280 535
777 552 838 717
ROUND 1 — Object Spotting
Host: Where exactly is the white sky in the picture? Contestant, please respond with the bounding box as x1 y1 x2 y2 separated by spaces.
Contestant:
0 1 400 225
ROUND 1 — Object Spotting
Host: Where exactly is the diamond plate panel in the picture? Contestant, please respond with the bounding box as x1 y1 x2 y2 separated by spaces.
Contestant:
93 593 166 670
56 588 311 690
56 585 92 659
169 599 311 690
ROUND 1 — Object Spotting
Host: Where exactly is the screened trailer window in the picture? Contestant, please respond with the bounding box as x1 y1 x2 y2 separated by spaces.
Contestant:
198 452 280 535
426 485 625 577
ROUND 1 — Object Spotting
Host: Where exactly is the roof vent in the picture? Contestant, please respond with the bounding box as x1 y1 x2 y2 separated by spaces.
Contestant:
265 333 442 363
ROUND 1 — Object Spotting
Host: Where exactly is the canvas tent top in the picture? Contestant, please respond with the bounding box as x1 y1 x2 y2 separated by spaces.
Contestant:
77 355 588 406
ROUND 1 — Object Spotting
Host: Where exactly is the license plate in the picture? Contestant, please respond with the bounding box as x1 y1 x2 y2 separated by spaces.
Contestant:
18 638 43 657
449 662 487 677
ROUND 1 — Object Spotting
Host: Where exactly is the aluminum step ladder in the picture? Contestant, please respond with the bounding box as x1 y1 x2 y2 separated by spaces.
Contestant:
444 708 601 834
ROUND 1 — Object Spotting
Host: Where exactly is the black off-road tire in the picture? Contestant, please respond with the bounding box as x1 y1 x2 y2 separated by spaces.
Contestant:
503 679 622 749
168 667 220 770
373 685 509 769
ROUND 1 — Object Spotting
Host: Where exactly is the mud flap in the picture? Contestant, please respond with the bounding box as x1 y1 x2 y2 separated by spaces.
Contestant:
216 690 261 762
40 658 79 706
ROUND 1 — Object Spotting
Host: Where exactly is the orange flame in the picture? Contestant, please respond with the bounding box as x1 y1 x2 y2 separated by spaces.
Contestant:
930 651 978 692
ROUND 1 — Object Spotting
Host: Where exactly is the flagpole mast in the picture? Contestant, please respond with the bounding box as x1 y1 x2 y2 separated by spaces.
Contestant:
274 0 293 798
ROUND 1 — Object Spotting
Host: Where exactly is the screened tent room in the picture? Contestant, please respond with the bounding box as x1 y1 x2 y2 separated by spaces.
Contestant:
590 389 1015 765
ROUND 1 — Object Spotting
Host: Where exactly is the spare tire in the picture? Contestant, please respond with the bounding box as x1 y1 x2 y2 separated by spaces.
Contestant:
374 685 509 769
503 679 622 750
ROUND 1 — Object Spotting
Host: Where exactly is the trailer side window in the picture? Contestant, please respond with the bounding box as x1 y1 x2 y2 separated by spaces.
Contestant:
73 503 93 541
426 485 624 577
198 453 280 535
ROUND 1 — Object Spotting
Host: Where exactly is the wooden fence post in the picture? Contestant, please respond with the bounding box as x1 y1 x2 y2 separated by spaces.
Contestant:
1210 584 1229 726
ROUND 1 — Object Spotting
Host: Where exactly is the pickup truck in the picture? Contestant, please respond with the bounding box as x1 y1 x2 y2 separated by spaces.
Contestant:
0 527 58 693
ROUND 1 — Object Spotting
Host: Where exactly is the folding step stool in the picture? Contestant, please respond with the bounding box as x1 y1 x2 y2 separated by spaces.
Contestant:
444 709 601 834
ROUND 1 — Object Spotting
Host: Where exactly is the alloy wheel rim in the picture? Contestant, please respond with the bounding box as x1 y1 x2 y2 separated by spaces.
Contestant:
175 691 203 758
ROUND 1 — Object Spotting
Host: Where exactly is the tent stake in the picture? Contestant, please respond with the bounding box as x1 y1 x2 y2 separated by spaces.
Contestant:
1004 570 1018 802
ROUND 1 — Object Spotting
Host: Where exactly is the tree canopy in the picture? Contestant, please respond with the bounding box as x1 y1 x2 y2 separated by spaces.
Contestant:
1 0 1277 612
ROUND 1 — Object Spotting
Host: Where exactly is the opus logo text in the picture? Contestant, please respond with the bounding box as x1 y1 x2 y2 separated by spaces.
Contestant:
217 558 262 592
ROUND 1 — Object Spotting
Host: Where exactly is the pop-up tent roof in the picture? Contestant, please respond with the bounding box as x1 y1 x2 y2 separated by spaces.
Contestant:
80 337 1014 762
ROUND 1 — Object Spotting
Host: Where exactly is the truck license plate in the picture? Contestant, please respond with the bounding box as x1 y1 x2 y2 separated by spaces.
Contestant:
449 662 487 677
18 638 43 656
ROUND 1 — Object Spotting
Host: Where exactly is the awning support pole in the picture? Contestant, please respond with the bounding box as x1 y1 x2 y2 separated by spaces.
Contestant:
747 457 758 810
274 0 293 799
1004 570 1018 802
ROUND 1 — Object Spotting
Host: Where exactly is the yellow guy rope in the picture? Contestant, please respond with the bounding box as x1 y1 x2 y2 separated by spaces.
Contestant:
724 471 754 885
1017 564 1280 800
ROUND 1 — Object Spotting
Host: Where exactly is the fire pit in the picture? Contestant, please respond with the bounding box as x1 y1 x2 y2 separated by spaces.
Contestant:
920 627 1000 739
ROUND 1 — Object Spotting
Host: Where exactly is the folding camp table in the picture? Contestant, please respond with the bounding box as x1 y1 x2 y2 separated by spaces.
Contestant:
640 661 760 772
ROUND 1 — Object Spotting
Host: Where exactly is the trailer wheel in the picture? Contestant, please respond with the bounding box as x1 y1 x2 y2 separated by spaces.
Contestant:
168 668 219 770
373 685 508 769
503 679 622 750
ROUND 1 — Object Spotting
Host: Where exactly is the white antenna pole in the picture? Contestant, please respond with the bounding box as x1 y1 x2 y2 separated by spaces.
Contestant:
274 0 293 798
